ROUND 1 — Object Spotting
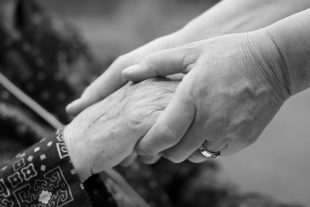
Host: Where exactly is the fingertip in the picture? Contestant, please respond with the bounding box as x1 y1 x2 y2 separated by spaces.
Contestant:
66 99 81 115
66 98 91 116
122 65 143 82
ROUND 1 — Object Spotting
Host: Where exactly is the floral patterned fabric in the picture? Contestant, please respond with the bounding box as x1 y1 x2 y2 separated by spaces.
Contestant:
0 131 92 207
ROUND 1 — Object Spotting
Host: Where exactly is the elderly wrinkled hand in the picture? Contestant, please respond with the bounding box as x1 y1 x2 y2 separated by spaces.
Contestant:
63 78 179 181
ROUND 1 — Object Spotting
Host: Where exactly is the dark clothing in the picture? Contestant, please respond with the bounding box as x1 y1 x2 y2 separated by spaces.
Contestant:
0 131 92 207
0 0 116 206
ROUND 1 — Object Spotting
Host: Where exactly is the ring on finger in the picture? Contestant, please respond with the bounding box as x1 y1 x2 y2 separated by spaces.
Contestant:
199 141 221 159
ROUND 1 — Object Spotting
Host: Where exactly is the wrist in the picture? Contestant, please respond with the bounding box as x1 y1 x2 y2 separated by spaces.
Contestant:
244 29 292 102
63 126 91 182
264 16 310 95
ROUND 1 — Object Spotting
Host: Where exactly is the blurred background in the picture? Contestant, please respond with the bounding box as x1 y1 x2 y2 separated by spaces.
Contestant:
40 0 218 59
17 0 310 205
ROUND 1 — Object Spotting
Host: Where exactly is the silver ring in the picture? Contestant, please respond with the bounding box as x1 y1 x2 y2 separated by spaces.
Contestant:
199 144 220 159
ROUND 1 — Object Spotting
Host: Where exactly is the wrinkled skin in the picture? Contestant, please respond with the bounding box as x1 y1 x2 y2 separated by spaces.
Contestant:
64 78 179 181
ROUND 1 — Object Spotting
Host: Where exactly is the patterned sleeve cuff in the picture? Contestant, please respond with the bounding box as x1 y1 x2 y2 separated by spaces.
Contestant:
0 129 92 207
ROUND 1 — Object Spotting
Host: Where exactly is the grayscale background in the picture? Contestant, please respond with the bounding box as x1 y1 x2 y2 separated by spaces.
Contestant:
25 0 310 205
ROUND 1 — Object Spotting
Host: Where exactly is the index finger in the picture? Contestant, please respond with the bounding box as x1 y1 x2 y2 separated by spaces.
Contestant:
66 58 128 115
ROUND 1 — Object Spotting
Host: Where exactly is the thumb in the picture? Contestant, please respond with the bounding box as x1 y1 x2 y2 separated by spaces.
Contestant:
122 46 198 82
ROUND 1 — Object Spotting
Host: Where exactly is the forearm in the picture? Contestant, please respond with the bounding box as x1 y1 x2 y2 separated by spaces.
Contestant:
265 9 310 95
179 0 310 42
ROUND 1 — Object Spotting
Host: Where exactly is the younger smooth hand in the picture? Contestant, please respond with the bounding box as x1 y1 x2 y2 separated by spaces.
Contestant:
124 30 289 163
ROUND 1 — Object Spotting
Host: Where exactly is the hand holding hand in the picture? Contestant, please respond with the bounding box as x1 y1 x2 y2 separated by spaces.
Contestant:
124 30 289 163
66 0 310 116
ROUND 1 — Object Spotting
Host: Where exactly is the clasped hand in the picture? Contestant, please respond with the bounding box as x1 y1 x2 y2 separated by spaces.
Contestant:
65 29 290 180
124 30 289 162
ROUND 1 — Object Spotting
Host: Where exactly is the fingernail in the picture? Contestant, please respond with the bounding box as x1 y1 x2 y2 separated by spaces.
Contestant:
66 99 81 113
122 65 140 76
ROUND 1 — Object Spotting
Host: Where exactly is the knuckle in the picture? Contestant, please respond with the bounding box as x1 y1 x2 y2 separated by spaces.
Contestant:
126 108 145 124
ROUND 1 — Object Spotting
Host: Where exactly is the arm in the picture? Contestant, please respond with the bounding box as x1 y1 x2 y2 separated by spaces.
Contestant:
181 0 310 42
123 9 310 162
265 8 310 95
67 0 310 115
